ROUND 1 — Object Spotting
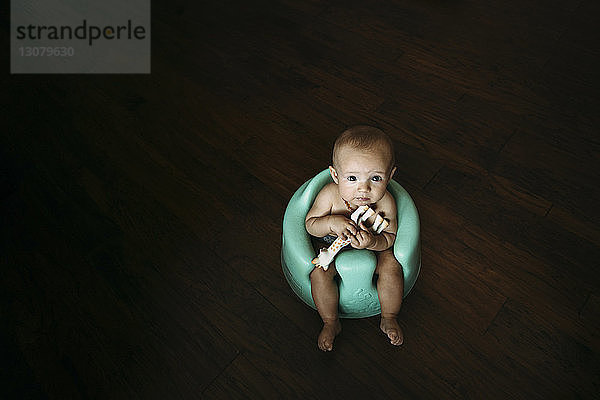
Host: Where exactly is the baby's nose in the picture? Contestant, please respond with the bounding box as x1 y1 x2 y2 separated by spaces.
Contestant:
358 182 370 192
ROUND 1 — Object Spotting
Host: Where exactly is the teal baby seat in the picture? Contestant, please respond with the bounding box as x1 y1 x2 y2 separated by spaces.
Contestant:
281 169 421 318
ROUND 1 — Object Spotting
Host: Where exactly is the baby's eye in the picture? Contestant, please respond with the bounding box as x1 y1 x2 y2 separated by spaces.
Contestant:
347 176 357 182
371 175 383 182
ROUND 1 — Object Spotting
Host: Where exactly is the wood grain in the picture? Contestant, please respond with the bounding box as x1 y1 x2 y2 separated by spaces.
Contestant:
2 0 599 398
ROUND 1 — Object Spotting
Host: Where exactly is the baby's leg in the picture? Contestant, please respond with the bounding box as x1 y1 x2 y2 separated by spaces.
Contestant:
310 260 341 351
375 249 404 346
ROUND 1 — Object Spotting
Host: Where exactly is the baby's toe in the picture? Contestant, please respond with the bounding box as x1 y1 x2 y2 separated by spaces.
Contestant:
391 333 403 346
389 329 404 346
318 338 332 351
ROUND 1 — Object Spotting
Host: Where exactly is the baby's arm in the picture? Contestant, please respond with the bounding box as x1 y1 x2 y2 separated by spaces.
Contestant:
352 228 396 251
305 184 358 239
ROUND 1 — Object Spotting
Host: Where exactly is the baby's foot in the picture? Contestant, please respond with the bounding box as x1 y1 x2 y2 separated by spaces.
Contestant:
318 319 342 351
380 317 404 346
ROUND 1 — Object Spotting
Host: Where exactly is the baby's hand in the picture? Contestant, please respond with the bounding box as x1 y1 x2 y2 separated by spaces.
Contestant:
350 223 376 249
328 215 358 240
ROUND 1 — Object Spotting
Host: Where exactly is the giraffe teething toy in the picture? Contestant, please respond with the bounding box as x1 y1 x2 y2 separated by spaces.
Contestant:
311 205 389 270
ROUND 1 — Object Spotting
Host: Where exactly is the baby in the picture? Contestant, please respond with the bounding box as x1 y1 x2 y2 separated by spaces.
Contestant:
305 126 404 351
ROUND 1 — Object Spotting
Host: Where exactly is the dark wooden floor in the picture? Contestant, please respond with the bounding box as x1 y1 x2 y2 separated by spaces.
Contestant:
2 0 599 398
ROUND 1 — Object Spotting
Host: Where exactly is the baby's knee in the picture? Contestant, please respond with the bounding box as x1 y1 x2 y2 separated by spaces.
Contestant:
310 266 336 282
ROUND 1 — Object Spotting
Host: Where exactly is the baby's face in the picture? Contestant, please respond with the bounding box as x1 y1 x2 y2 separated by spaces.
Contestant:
330 145 396 207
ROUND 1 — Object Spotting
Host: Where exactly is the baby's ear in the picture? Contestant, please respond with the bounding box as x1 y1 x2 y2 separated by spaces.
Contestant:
329 166 339 184
389 166 397 180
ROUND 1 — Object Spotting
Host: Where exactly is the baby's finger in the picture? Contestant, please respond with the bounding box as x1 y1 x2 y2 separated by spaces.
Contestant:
349 224 358 235
353 231 364 245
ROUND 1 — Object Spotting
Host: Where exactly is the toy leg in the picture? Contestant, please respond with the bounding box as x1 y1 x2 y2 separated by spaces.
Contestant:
312 236 351 270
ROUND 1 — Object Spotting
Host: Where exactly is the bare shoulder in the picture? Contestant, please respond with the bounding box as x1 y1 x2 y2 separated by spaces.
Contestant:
315 182 338 203
306 182 338 220
321 182 338 195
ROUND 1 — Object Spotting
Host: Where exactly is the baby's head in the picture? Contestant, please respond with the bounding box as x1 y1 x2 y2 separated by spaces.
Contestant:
329 125 396 207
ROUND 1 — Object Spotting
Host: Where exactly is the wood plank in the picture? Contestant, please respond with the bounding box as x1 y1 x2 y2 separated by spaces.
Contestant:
202 354 286 399
484 298 600 399
424 165 600 290
412 187 598 353
2 172 241 397
3 0 600 398
495 130 600 228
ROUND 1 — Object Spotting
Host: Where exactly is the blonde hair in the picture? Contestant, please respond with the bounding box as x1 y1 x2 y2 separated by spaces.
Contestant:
332 125 395 170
